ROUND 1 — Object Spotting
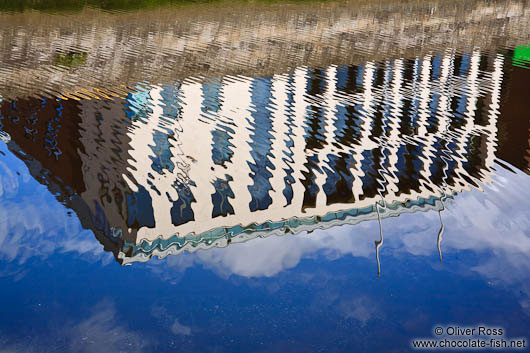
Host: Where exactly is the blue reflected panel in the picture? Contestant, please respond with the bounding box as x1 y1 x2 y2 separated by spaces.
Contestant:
247 77 275 212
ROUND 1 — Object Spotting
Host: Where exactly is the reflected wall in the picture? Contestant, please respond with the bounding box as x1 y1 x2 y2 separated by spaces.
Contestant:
2 47 528 264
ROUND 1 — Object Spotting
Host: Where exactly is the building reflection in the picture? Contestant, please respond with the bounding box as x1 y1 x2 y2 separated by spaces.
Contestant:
1 48 528 265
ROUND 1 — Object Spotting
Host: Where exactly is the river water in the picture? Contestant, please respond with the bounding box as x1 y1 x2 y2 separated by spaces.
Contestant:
0 0 529 352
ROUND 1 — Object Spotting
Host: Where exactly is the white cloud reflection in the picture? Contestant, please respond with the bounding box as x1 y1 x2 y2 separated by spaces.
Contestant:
338 296 385 326
0 300 146 353
67 300 146 353
159 223 375 278
0 142 112 271
150 305 192 337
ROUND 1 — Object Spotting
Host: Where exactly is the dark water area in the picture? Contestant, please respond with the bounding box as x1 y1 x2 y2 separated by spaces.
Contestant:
1 0 530 352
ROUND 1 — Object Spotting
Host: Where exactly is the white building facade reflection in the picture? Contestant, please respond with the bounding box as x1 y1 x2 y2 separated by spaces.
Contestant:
0 50 507 264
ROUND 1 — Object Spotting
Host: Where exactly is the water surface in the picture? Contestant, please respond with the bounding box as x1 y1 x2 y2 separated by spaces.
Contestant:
0 0 529 352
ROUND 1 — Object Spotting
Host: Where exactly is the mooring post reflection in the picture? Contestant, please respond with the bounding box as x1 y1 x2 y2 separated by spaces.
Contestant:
375 201 384 277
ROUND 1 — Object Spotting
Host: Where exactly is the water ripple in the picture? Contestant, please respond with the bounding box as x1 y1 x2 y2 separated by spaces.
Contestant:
0 0 529 264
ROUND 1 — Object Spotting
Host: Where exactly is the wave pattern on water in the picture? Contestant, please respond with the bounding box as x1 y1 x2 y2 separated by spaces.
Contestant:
2 42 526 265
1 0 529 264
0 0 529 100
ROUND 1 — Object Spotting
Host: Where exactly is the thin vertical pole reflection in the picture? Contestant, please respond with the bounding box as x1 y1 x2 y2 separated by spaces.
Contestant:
437 208 445 262
375 201 384 277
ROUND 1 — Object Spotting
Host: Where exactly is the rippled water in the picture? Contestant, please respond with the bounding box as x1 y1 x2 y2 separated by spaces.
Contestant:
1 0 529 352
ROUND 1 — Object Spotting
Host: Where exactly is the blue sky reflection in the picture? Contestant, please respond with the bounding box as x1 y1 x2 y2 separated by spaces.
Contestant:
1 137 529 352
